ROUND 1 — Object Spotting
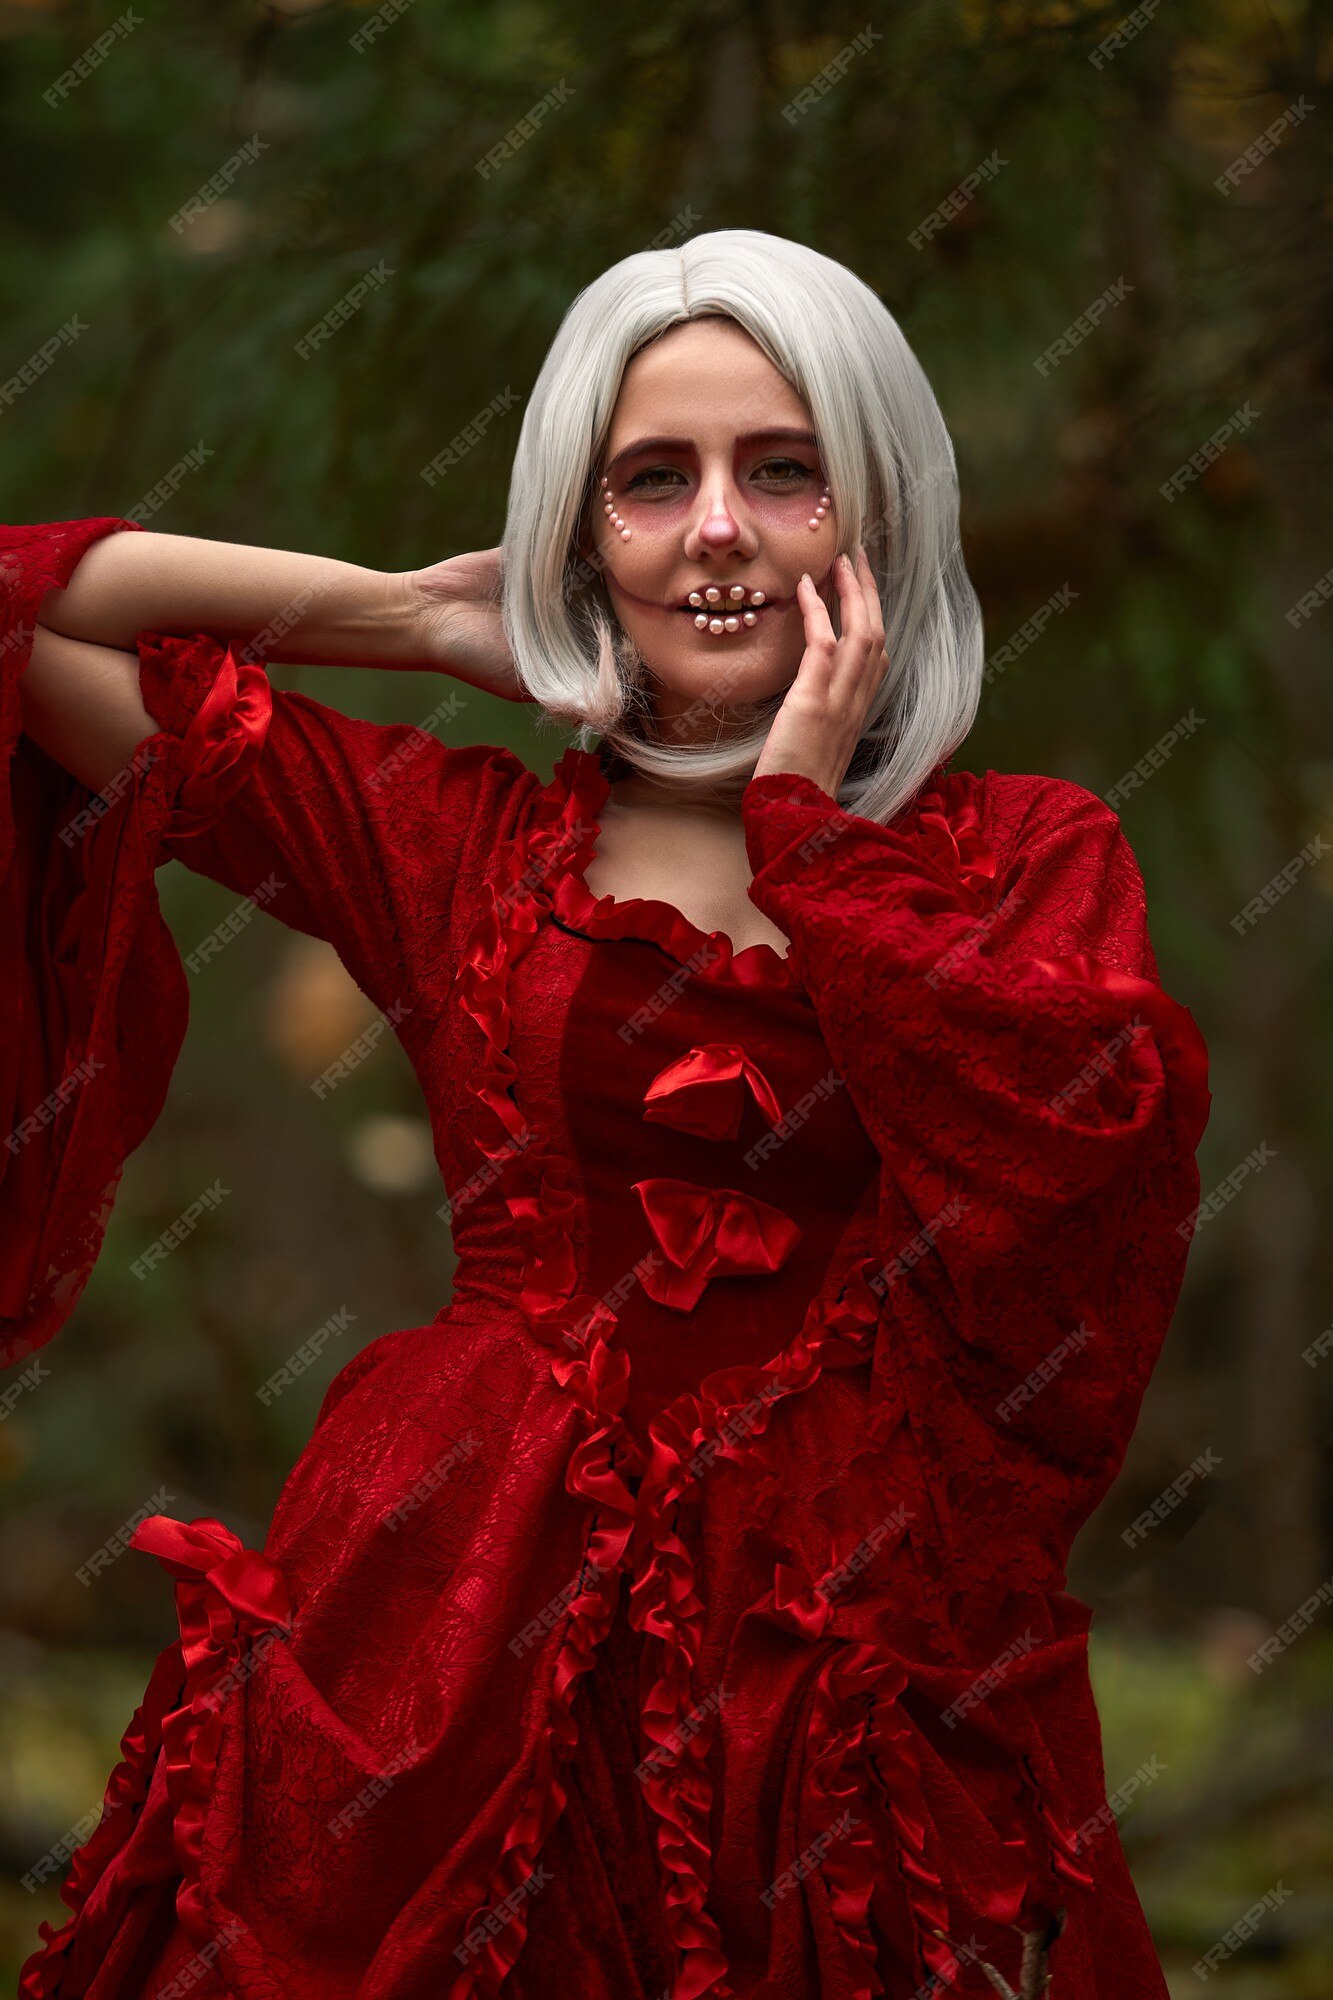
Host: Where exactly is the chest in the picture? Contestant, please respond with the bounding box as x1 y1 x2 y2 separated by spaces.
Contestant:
582 817 791 960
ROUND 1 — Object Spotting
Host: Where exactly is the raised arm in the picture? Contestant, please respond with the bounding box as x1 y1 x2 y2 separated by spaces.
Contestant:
1 515 533 1369
34 525 432 665
17 518 523 793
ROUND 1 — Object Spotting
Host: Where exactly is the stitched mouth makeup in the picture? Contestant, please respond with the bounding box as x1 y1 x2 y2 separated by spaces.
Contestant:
599 567 828 643
676 584 774 634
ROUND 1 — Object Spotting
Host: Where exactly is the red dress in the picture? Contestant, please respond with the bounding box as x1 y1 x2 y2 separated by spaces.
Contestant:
2 517 1211 2000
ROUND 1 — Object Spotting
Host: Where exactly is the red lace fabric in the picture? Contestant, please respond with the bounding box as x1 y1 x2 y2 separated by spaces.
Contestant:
2 517 1211 1999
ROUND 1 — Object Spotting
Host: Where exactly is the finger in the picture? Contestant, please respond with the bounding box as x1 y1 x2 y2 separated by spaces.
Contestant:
829 551 870 689
796 572 838 684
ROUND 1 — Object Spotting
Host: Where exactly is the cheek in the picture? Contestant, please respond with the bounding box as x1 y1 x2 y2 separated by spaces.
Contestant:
591 508 667 568
747 490 825 529
602 500 684 547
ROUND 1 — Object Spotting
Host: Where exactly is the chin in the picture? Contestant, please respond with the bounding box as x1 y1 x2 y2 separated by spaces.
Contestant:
635 634 800 708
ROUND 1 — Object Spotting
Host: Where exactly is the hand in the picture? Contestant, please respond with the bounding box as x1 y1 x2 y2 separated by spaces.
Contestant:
401 547 531 703
750 546 887 797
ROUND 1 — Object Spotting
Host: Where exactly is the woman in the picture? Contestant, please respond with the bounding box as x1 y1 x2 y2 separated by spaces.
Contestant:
2 230 1209 1999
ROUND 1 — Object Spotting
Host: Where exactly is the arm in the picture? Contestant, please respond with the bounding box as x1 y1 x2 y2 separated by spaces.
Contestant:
1 518 530 1369
740 770 1211 1230
741 769 1211 1576
18 517 523 794
34 526 430 666
740 767 1212 1368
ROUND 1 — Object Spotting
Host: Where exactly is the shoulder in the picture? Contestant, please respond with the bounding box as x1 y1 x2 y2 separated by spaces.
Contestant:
940 767 1125 862
267 691 541 861
272 691 532 800
938 766 1154 974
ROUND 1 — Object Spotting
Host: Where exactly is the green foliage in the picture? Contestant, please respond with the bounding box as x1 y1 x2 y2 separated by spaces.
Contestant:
1 0 1328 1987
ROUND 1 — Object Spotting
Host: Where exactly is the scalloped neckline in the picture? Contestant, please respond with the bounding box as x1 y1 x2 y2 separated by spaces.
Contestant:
546 748 798 989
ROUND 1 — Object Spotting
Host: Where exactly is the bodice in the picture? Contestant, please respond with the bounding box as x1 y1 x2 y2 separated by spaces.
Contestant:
444 750 882 1439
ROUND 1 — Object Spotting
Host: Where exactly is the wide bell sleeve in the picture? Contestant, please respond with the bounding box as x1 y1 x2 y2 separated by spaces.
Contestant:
0 515 523 1373
739 766 1213 1584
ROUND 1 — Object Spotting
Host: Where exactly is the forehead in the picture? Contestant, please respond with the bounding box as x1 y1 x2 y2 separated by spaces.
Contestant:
607 318 812 444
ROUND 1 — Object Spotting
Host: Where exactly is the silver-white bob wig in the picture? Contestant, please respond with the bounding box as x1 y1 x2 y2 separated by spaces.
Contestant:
501 227 984 825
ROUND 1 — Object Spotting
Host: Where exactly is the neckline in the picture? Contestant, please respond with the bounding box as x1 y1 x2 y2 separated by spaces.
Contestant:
545 747 798 990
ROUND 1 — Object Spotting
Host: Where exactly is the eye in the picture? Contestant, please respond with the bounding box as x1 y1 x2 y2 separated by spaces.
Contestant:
625 465 688 492
752 457 814 483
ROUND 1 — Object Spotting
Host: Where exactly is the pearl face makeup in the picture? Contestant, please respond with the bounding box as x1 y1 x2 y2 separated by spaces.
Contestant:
688 584 765 634
578 318 842 726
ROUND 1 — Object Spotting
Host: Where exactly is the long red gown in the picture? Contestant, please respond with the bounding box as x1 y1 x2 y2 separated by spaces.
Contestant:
1 516 1211 1999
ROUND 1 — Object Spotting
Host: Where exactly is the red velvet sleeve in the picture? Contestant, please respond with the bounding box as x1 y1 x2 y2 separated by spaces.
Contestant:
0 516 524 1370
739 767 1213 1574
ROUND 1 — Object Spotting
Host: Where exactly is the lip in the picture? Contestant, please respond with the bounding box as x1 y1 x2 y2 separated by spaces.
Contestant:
670 587 782 611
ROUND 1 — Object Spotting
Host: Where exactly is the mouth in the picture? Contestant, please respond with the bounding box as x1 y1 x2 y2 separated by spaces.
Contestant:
674 584 778 634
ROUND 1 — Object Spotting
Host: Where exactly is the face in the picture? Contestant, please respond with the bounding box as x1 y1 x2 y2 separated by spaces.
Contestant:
578 318 843 743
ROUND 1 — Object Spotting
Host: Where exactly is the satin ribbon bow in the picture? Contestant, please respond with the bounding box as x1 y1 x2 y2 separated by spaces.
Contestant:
642 1042 783 1141
170 647 273 840
128 1514 292 1941
631 1175 801 1311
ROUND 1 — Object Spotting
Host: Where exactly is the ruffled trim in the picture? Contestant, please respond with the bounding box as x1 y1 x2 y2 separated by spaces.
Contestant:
444 743 1115 1996
445 747 895 1998
750 1569 970 1990
801 1642 897 2000
17 1644 186 1998
129 1517 293 1945
549 747 799 989
623 1262 884 1997
751 1574 1096 1993
445 757 647 1998
17 1517 292 1998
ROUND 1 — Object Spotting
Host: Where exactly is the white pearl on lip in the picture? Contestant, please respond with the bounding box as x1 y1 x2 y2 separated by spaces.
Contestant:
724 615 740 631
704 587 721 604
728 585 745 601
750 590 765 605
742 610 758 627
694 613 708 628
688 591 703 607
708 617 724 633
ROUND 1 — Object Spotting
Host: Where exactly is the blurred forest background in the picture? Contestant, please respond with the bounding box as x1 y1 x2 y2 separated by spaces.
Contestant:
1 0 1330 1989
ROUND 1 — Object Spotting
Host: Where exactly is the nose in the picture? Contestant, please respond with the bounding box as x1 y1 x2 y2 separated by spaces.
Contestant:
686 471 756 559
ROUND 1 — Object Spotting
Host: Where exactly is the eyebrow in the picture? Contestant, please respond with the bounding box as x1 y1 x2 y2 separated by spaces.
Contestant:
604 427 818 475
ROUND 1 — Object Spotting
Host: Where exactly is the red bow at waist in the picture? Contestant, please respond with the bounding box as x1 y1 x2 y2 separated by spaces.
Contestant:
642 1042 783 1141
631 1175 802 1311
